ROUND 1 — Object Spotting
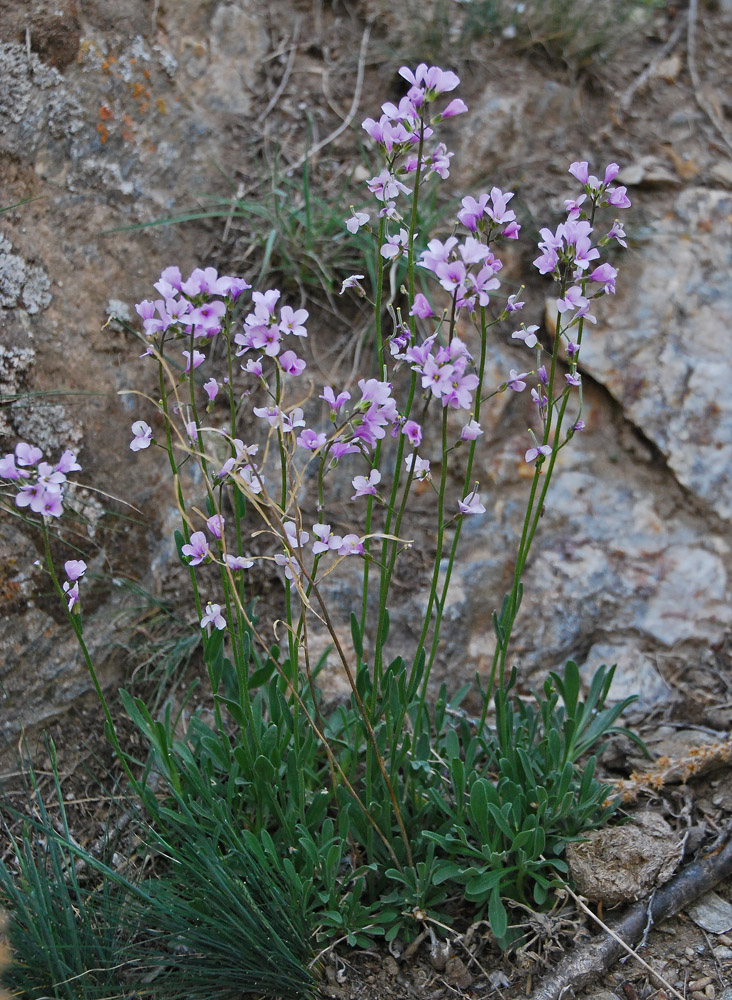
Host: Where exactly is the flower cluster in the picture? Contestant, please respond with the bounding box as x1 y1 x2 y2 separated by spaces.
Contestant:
0 443 81 518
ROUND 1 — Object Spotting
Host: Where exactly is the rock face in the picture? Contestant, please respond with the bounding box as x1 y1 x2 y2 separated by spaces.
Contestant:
1 0 731 756
580 187 732 524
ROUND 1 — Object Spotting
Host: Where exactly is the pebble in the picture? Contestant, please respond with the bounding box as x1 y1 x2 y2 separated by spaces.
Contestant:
713 945 732 960
690 977 713 990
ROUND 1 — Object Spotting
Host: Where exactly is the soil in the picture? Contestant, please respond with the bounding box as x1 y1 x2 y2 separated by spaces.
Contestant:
2 0 732 998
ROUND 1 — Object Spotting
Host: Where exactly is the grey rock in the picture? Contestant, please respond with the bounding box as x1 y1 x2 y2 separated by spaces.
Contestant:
688 892 732 935
580 187 732 523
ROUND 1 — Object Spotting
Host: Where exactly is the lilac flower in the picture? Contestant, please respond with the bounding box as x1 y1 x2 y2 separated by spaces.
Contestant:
279 350 306 376
203 378 220 402
506 292 525 312
201 602 226 630
340 274 365 294
589 262 618 293
279 306 309 338
511 325 539 349
244 357 264 378
607 219 627 248
506 369 529 392
130 421 153 451
63 580 80 612
569 161 589 184
182 350 206 373
284 522 309 549
381 228 410 260
564 193 587 221
330 440 360 460
405 63 459 93
606 185 631 209
338 534 365 556
181 531 211 566
367 169 409 202
64 560 87 581
15 443 42 467
56 450 82 474
253 405 282 427
573 420 586 432
206 514 225 539
458 490 486 515
352 468 381 499
435 259 466 293
419 236 458 272
281 408 306 434
405 454 431 481
154 265 183 298
188 299 226 336
538 365 548 385
346 211 369 233
402 420 422 447
461 419 483 441
297 428 327 451
410 293 433 318
186 421 199 442
39 492 63 518
565 372 582 387
225 554 255 571
440 97 468 118
444 368 479 410
312 523 343 555
525 443 553 463
0 453 21 480
274 552 300 587
320 386 351 412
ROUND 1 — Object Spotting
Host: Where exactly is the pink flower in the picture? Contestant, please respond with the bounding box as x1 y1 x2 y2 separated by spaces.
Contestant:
346 212 369 233
410 293 433 318
352 468 381 499
458 490 485 515
201 602 226 630
64 560 87 581
297 428 327 451
15 443 42 467
182 350 205 372
181 531 210 566
312 523 343 555
340 274 366 294
56 450 82 474
206 514 225 539
511 325 539 349
225 554 255 571
338 534 365 556
203 378 220 402
279 350 306 376
461 419 483 441
130 421 153 451
402 420 422 447
63 580 80 612
279 306 309 338
320 386 351 412
506 369 529 392
525 444 553 463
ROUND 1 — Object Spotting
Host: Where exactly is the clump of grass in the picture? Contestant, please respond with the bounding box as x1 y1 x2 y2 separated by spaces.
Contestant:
379 0 663 75
0 753 136 1000
0 745 317 1000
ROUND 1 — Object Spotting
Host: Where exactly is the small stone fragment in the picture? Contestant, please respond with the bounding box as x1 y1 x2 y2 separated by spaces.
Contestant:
688 892 732 934
444 955 473 990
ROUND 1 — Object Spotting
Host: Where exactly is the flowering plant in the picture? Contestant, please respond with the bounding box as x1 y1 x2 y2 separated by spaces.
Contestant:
1 62 642 971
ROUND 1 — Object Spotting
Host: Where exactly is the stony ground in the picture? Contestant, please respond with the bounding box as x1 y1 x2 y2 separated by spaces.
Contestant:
1 0 732 997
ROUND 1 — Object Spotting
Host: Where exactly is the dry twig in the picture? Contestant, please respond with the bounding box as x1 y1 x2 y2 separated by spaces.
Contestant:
529 825 732 1000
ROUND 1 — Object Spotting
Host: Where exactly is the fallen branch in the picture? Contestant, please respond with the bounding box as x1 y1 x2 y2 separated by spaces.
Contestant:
529 825 732 1000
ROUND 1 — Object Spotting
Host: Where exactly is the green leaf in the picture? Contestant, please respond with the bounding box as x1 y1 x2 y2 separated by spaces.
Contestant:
489 887 508 939
350 612 363 660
